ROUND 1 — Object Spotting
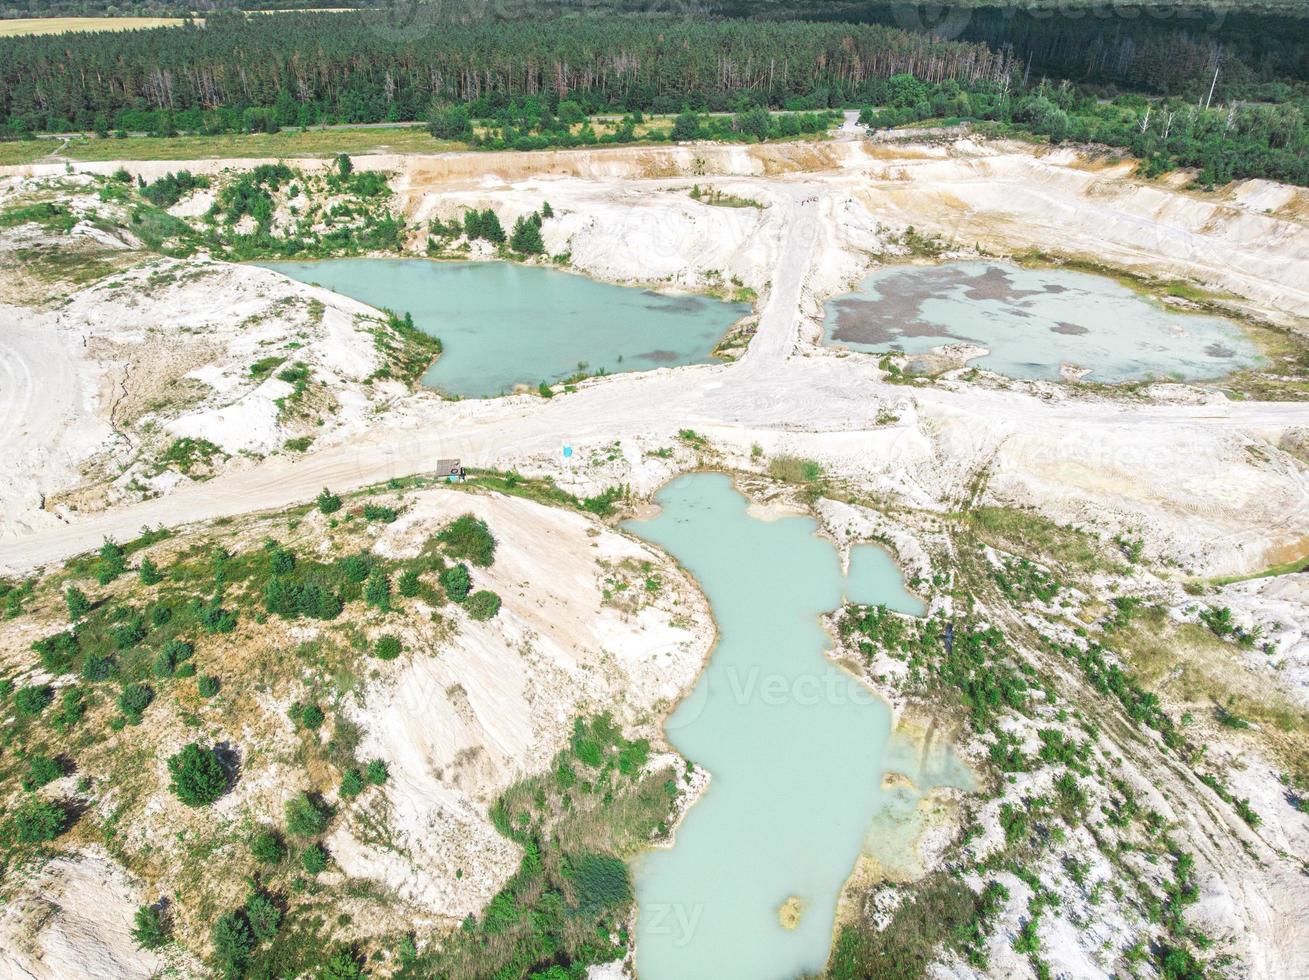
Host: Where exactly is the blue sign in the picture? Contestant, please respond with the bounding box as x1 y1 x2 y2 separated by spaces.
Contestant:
562 444 573 459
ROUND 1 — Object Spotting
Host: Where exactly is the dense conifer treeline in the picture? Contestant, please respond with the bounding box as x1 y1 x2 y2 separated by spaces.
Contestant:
0 12 1014 133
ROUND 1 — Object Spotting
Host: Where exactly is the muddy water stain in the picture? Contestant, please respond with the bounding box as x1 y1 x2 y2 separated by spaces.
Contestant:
824 262 1261 382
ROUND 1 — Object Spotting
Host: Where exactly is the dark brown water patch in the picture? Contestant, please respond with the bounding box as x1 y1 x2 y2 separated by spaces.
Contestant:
638 349 683 363
1205 343 1236 359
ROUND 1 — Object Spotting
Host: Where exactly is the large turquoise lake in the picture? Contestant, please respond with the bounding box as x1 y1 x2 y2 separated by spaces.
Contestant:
260 259 749 397
625 474 961 980
824 261 1261 382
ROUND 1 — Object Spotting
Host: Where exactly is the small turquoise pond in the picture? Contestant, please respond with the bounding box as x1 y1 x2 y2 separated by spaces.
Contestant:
260 259 749 397
823 261 1261 382
625 474 963 980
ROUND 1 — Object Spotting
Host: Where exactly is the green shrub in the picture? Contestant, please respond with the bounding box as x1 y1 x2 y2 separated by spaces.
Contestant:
21 754 63 791
340 552 371 583
198 674 220 698
398 568 421 597
440 564 471 603
293 701 325 730
139 556 163 585
131 904 170 950
117 683 153 722
340 769 365 798
15 684 53 717
767 454 823 484
211 910 253 978
251 827 285 864
65 586 91 620
364 567 391 610
285 792 328 836
12 798 66 842
112 618 147 650
365 759 389 785
82 653 114 682
363 503 398 523
244 891 282 942
437 514 496 567
167 743 228 806
269 547 296 575
465 590 502 621
316 487 342 515
52 687 86 732
33 631 78 673
373 635 402 660
301 843 328 874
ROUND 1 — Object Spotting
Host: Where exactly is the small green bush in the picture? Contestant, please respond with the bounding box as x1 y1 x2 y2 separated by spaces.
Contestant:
198 674 220 698
139 556 163 585
21 754 63 791
340 769 365 798
65 586 91 620
465 590 501 621
398 568 421 597
363 503 398 523
211 910 253 978
440 564 471 603
117 683 153 722
317 487 342 515
365 759 389 785
437 514 496 567
285 792 328 836
167 743 228 806
244 892 282 942
293 701 325 730
131 904 170 950
373 635 402 660
12 798 66 842
15 684 53 717
301 843 328 874
251 827 285 864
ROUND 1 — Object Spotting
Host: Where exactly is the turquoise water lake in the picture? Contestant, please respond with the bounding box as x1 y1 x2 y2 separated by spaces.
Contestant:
625 473 953 980
823 262 1261 382
260 259 748 397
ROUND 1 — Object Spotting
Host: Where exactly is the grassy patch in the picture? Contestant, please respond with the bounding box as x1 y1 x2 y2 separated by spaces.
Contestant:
767 454 823 485
967 506 1113 574
62 127 463 163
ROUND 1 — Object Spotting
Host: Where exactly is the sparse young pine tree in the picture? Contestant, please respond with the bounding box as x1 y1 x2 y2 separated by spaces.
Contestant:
12 798 65 842
166 743 228 806
510 215 545 254
139 556 163 585
131 905 170 950
316 487 342 515
398 568 421 597
251 827 285 864
340 769 364 797
211 910 253 978
65 586 91 621
285 792 328 836
244 891 282 942
440 564 471 603
98 538 125 584
365 567 391 610
301 843 329 874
